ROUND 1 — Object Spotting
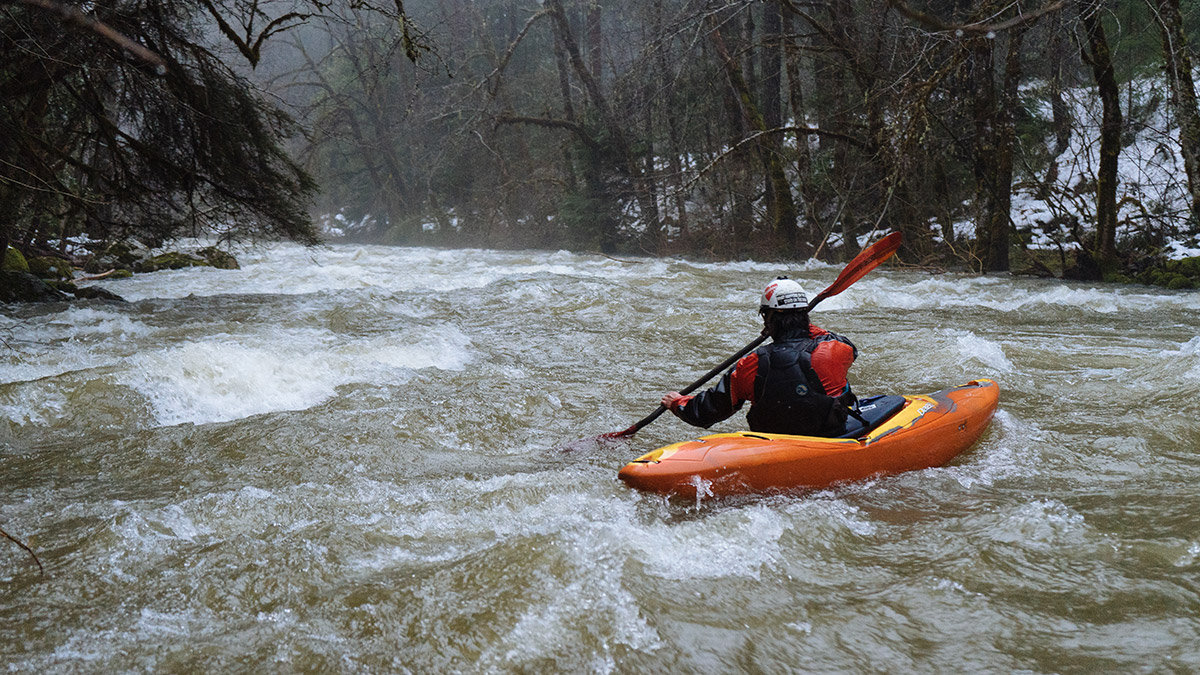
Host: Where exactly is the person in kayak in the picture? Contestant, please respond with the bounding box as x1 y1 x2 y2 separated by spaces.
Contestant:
661 276 858 436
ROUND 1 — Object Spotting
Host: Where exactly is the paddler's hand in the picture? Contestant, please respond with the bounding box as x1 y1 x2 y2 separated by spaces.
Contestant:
661 391 686 412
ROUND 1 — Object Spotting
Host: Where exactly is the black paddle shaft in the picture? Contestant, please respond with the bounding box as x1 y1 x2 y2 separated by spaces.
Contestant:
606 332 768 438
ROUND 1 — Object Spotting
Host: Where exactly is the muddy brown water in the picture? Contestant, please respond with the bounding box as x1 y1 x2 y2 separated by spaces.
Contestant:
2 243 1199 672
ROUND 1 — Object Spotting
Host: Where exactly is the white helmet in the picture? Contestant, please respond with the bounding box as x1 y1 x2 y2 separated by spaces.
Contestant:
760 276 808 311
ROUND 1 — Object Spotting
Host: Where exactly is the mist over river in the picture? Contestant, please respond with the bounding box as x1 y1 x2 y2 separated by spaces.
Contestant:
3 243 1200 673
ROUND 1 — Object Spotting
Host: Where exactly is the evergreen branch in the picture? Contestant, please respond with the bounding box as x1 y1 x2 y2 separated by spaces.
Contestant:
8 0 166 72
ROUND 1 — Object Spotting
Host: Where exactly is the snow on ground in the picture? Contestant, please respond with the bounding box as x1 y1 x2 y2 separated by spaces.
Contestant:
1011 77 1199 258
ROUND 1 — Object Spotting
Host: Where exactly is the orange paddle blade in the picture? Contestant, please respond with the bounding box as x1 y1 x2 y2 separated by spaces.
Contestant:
807 232 902 309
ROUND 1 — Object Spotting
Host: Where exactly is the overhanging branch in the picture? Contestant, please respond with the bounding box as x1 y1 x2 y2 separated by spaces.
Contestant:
886 0 1067 36
10 0 166 72
493 114 600 150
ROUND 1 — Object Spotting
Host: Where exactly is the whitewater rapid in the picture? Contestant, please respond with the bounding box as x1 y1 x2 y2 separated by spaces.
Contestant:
2 243 1199 673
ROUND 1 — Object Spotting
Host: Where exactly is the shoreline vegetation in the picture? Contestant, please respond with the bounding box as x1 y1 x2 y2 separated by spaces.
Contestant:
5 2 1200 306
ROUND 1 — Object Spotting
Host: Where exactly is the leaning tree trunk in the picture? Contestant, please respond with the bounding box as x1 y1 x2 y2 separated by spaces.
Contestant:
653 0 690 240
546 0 661 249
782 10 821 253
550 15 579 192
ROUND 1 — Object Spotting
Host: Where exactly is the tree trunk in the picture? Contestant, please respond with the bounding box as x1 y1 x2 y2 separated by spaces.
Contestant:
1152 0 1200 226
708 16 798 252
1047 12 1073 157
760 1 783 132
721 52 755 257
972 27 1024 272
1079 0 1122 274
550 16 579 192
782 11 819 253
654 0 689 240
586 1 602 85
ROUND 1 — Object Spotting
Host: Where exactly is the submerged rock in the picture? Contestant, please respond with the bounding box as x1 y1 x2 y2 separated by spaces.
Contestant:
74 286 125 301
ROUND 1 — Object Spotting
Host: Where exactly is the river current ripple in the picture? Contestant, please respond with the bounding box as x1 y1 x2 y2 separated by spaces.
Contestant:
2 243 1200 673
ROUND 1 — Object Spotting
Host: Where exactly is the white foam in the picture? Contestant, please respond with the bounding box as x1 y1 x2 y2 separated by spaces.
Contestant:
0 386 68 426
0 307 150 386
115 325 474 426
782 498 880 538
1175 542 1200 567
943 410 1039 489
484 560 662 670
633 506 788 580
853 275 1200 314
952 331 1015 373
118 340 342 425
1160 337 1200 380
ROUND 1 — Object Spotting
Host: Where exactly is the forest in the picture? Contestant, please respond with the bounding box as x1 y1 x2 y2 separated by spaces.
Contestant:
5 0 1200 286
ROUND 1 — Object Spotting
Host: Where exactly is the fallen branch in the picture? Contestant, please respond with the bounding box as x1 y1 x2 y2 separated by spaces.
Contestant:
589 251 645 264
493 114 600 149
1 525 44 576
687 125 867 193
73 269 116 282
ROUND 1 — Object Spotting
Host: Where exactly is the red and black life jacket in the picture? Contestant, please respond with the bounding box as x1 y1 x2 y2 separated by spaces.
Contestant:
745 337 855 436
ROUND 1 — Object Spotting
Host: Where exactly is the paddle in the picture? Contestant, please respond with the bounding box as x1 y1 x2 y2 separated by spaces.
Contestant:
600 231 902 440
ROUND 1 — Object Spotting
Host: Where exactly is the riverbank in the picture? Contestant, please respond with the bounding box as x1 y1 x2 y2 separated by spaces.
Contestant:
1 243 239 303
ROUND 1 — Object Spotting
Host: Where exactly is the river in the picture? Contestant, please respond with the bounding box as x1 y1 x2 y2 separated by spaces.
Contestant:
2 243 1199 673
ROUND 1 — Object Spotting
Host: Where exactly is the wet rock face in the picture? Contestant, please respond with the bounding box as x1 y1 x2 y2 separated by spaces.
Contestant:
0 270 69 303
3 245 30 273
1 248 62 302
82 241 153 274
1138 256 1200 290
199 246 240 270
4 242 240 303
133 251 207 273
82 242 240 274
27 256 75 280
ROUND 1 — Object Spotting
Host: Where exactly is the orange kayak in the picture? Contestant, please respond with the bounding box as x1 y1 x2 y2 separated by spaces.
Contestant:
618 379 999 498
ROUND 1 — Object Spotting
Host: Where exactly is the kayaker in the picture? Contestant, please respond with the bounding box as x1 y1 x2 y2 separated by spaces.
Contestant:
661 276 858 436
